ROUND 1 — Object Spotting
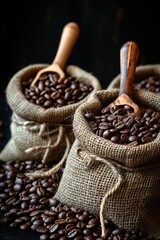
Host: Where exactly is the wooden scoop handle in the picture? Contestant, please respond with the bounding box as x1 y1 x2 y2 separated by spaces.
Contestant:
53 22 80 70
119 41 139 98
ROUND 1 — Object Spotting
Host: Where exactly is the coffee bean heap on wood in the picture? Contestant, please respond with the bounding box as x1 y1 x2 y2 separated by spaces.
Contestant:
135 76 160 93
22 72 93 108
84 105 160 146
0 159 156 240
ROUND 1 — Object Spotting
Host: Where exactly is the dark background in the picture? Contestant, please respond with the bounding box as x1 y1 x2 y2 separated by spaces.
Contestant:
1 0 160 97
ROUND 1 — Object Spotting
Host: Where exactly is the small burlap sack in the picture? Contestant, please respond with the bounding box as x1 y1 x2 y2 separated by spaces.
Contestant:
55 88 160 238
107 64 160 90
0 64 101 170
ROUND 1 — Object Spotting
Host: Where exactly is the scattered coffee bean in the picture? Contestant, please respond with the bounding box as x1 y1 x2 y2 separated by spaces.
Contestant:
0 159 157 239
84 105 160 145
22 72 93 108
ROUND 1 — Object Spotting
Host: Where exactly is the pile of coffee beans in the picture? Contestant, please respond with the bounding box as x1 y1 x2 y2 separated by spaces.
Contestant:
84 105 160 146
22 72 93 108
135 76 160 93
112 76 160 94
0 159 155 240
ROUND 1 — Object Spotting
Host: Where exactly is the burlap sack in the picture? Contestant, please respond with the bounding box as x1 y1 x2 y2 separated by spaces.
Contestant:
107 64 160 90
55 88 160 238
0 64 101 165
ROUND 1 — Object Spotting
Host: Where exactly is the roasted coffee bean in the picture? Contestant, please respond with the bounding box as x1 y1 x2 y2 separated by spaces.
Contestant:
10 221 21 228
0 193 9 199
13 183 23 191
30 210 41 217
37 186 45 196
49 223 60 233
31 215 41 223
67 228 82 238
79 214 89 222
76 222 86 228
49 198 60 207
6 197 17 205
50 233 61 239
15 217 26 224
84 105 160 146
37 226 49 233
59 237 68 240
56 218 66 225
111 136 120 143
74 237 84 240
84 236 96 240
22 72 93 108
83 229 93 235
20 222 31 231
40 234 50 240
128 135 138 142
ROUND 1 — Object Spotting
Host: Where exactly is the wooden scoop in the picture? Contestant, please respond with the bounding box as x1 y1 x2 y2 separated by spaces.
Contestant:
31 22 80 87
107 41 141 117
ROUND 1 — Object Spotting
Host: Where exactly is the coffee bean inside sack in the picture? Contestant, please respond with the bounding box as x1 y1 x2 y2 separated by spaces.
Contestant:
0 159 156 240
135 76 160 93
0 64 101 163
84 104 160 146
22 72 93 108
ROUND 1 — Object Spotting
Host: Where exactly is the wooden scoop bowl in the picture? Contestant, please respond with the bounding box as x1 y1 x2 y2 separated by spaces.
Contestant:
107 41 141 117
31 22 80 87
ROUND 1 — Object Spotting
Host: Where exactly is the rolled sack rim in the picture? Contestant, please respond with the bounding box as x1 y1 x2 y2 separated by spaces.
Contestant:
73 88 160 168
107 64 160 89
6 64 101 123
